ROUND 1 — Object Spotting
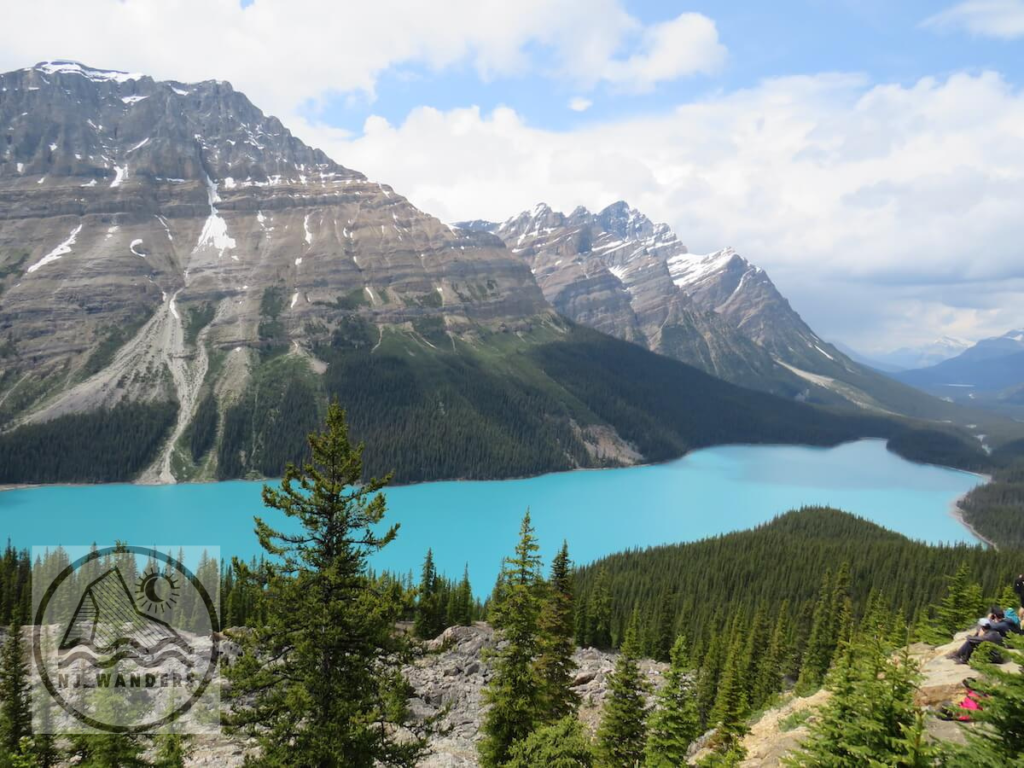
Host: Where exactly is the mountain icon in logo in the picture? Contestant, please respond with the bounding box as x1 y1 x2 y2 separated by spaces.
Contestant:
58 566 193 669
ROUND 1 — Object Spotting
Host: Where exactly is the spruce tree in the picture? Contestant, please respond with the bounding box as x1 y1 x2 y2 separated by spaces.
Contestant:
753 603 791 708
786 633 928 766
0 622 31 762
506 716 595 768
479 511 544 768
452 565 473 627
709 631 749 750
595 614 650 768
795 564 850 695
645 635 701 768
414 549 444 640
224 401 425 767
588 569 613 650
932 563 984 639
535 541 580 723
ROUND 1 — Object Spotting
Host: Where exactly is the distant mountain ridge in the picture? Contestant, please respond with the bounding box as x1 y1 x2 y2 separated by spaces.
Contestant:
892 329 1024 404
461 203 973 421
870 336 974 371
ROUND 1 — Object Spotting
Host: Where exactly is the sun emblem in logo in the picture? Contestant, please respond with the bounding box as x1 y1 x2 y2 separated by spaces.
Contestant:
135 570 180 615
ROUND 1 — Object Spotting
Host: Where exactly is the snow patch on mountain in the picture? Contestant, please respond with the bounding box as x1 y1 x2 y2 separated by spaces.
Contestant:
27 224 83 273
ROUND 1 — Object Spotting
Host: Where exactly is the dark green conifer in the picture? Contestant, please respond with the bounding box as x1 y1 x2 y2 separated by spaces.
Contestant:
224 401 425 767
0 622 31 761
645 635 701 767
479 511 544 768
506 716 595 768
536 541 580 723
595 614 650 768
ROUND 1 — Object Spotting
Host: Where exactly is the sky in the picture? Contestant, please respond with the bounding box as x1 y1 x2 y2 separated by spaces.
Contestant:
2 0 1023 353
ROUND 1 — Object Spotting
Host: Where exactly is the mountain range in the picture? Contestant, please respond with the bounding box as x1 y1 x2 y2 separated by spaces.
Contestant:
0 61 998 485
891 330 1024 411
459 204 973 421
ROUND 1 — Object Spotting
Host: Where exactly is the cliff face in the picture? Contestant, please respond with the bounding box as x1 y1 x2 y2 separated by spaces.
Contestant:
480 202 806 397
0 62 550 478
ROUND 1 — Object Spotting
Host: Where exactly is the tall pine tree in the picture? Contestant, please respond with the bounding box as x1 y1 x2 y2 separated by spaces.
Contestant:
479 511 544 768
645 635 701 767
224 401 425 767
596 614 650 768
0 622 31 764
535 541 580 724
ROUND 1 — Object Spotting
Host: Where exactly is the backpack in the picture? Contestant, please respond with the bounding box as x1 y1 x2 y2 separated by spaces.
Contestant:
1005 607 1021 631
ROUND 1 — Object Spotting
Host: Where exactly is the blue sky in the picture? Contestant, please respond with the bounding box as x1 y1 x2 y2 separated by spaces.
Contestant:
1 0 1023 349
306 0 1024 136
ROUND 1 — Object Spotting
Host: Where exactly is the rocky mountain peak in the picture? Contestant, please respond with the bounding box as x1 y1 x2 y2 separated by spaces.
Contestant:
596 200 651 240
1 61 363 194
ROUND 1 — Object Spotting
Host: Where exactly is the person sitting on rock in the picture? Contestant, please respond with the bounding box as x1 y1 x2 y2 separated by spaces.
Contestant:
986 607 1014 637
948 618 1005 665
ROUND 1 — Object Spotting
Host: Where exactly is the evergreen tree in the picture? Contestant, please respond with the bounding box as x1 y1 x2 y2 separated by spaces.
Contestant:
596 614 650 768
796 565 851 694
67 680 153 768
506 716 595 768
479 512 544 768
696 629 728 725
753 603 791 708
536 541 580 724
652 591 676 663
455 566 473 626
645 635 701 768
0 622 31 764
709 631 749 750
414 549 444 640
932 563 985 640
785 633 929 766
588 569 613 650
224 401 425 767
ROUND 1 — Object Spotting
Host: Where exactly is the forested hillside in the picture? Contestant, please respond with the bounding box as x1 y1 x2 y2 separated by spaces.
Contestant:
574 507 1021 656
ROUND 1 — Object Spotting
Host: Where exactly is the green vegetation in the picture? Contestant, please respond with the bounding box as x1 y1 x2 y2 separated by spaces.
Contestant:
573 507 1019 658
77 312 151 381
188 391 218 462
184 302 215 346
257 286 287 345
216 355 321 479
0 402 177 483
645 635 702 767
224 402 426 766
480 513 546 767
958 458 1024 548
886 428 992 472
595 616 650 767
785 638 937 766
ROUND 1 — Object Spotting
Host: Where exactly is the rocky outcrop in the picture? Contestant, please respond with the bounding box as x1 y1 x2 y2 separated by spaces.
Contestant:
405 623 667 767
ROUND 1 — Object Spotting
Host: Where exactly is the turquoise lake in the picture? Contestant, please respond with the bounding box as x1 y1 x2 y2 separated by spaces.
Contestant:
0 439 984 591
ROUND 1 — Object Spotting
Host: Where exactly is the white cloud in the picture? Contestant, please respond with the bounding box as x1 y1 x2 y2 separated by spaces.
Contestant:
316 71 1024 347
923 0 1024 39
568 97 593 112
0 0 724 123
601 12 727 92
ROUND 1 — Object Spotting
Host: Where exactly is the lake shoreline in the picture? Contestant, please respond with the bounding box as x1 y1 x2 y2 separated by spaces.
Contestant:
0 436 972 493
949 474 997 549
